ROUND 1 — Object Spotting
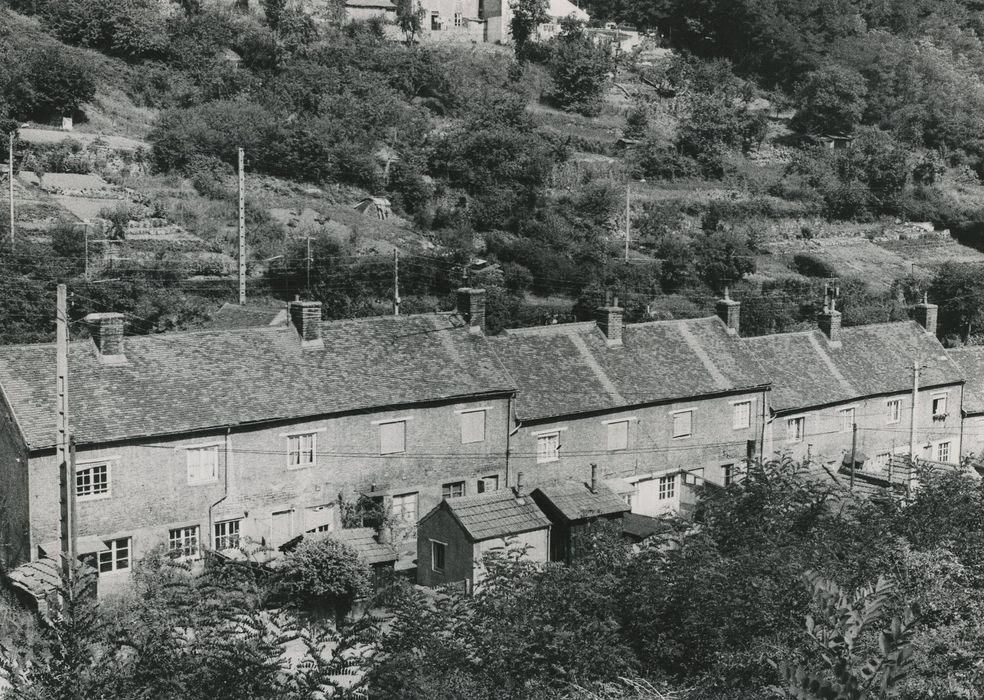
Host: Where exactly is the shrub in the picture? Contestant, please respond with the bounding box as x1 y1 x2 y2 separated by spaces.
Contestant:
276 537 372 609
792 253 839 278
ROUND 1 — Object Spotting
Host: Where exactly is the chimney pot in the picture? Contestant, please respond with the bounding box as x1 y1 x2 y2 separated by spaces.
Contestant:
84 312 126 361
457 288 486 334
914 294 938 336
716 289 740 336
289 300 323 348
596 305 624 346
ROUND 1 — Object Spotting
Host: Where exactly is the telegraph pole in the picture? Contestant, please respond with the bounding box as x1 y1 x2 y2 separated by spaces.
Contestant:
56 284 75 579
849 422 857 492
305 235 312 293
238 147 246 305
624 182 631 262
393 249 401 316
908 359 919 497
8 132 14 251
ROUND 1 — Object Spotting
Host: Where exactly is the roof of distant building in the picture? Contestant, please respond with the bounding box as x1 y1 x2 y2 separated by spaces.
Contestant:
621 512 670 541
532 482 629 522
489 316 768 421
947 346 984 415
332 527 399 566
428 489 551 542
7 557 60 601
0 312 514 450
741 322 963 413
345 0 395 8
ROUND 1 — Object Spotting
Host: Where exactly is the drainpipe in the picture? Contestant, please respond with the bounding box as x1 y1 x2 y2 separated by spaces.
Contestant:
759 389 768 466
207 427 232 547
507 395 522 489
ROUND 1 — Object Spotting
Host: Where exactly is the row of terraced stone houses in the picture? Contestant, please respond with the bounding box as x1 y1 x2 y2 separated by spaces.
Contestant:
0 287 979 596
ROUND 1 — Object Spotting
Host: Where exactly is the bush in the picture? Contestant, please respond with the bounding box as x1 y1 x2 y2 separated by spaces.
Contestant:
6 46 96 121
276 537 372 610
792 253 839 278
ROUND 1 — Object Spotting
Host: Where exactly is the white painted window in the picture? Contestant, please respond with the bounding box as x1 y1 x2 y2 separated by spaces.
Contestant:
840 407 856 432
379 420 407 455
477 475 499 493
392 492 418 524
430 11 440 29
460 410 486 444
442 481 465 499
733 401 751 430
536 432 560 463
607 420 629 451
76 462 110 500
187 445 219 485
936 441 951 463
431 540 446 572
722 463 735 487
98 537 130 574
288 432 316 468
932 395 948 417
658 475 676 500
213 519 240 550
454 12 462 26
672 411 693 439
168 526 199 559
787 417 805 442
887 399 901 424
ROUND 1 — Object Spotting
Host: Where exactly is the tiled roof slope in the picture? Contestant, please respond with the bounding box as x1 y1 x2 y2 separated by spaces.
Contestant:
444 490 551 541
333 528 399 565
0 313 514 449
948 346 984 415
489 317 768 421
532 482 629 521
199 302 288 331
742 322 963 413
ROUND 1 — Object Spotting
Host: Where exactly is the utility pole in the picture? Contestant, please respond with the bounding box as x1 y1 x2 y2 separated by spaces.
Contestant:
393 249 401 316
238 147 246 305
8 132 14 252
624 182 631 262
305 235 312 294
56 284 75 579
83 222 89 279
849 422 857 492
908 359 919 497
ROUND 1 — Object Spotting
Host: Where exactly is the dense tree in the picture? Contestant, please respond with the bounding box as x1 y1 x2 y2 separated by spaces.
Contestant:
929 262 984 342
509 0 548 57
547 21 611 116
395 0 425 43
792 64 868 136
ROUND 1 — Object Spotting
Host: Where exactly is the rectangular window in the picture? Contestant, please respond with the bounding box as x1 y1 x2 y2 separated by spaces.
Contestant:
536 432 560 463
658 475 676 500
379 420 406 455
168 526 199 559
442 481 465 499
932 395 948 417
732 401 751 430
431 11 440 29
672 411 693 439
454 11 462 26
392 492 418 524
98 537 130 574
431 540 446 572
213 519 240 550
722 463 734 487
607 420 629 451
187 445 219 485
788 417 805 443
937 441 951 463
840 407 856 432
477 475 499 493
887 399 901 424
460 410 486 444
76 462 110 500
288 432 316 468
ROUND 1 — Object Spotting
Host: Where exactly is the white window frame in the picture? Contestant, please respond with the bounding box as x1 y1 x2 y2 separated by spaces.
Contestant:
605 419 630 451
477 474 499 493
732 400 752 430
185 443 220 485
932 393 948 417
722 463 735 487
213 518 241 550
374 417 411 455
935 440 952 463
458 408 488 444
442 481 466 499
535 431 561 463
671 410 693 439
285 431 318 469
97 537 131 574
887 399 901 424
839 406 857 433
391 492 418 524
76 459 112 501
657 475 676 500
787 416 805 443
430 539 447 572
168 525 200 560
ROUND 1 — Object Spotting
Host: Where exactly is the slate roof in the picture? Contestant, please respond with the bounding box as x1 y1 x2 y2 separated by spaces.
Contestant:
200 303 288 331
0 312 514 450
489 317 768 421
333 528 399 566
947 346 984 415
438 490 551 541
7 557 60 600
532 482 629 522
741 322 963 413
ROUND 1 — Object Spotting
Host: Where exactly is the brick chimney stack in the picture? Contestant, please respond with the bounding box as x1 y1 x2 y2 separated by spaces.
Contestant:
84 312 126 363
818 287 842 346
289 300 323 349
457 288 486 334
716 287 740 336
596 301 624 347
914 292 938 336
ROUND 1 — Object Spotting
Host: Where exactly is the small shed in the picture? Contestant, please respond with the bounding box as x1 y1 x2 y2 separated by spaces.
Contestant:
416 487 551 591
333 527 400 590
531 471 630 563
353 196 392 220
